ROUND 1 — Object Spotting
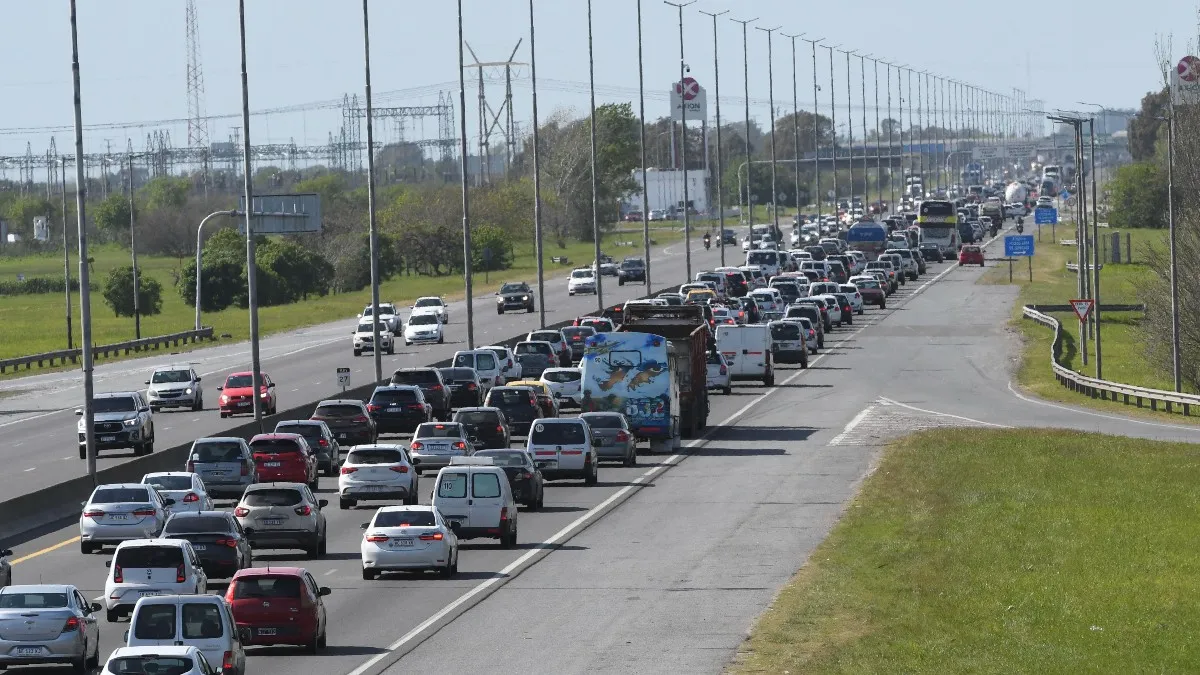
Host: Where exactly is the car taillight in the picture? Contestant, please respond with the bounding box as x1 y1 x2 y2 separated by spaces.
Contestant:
430 385 443 391
366 534 389 543
809 330 815 337
719 365 727 375
499 507 508 523
112 564 123 583
419 532 444 541
467 383 478 390
520 471 532 479
216 538 239 548
176 564 186 583
411 442 424 451
185 460 195 472
615 430 629 442
183 493 199 503
352 415 369 423
315 438 329 448
234 507 249 517
132 508 156 517
367 404 381 412
390 465 410 473
295 505 313 516
241 463 250 477
61 616 81 633
341 466 358 474
496 425 505 433
408 404 425 411
223 651 234 672
84 510 105 519
453 441 467 450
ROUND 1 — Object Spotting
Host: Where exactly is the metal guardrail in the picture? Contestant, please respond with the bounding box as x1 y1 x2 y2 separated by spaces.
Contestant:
0 327 216 374
1022 304 1200 415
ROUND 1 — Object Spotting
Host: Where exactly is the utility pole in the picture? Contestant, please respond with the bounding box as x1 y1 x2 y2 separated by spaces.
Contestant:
361 0 383 383
827 44 839 207
529 0 547 326
803 38 823 215
237 0 265 429
127 153 140 340
1088 117 1102 379
782 32 803 223
859 54 868 210
837 49 854 205
588 0 606 308
702 9 730 267
60 157 72 351
1166 109 1181 391
732 17 756 223
872 58 881 212
635 0 652 290
456 0 475 348
758 25 781 238
665 0 696 280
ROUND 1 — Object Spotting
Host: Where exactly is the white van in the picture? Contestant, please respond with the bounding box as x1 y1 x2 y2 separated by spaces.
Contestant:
125 594 247 675
451 350 503 392
431 457 519 548
104 539 208 622
745 250 782 277
715 324 775 386
525 418 599 485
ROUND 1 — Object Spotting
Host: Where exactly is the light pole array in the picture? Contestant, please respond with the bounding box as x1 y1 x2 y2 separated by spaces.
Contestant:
665 0 695 280
782 32 803 218
701 9 730 267
802 37 823 214
588 0 605 308
635 0 652 288
757 24 780 236
731 16 756 223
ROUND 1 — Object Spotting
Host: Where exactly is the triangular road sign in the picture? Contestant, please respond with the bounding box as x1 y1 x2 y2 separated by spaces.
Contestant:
1070 299 1094 322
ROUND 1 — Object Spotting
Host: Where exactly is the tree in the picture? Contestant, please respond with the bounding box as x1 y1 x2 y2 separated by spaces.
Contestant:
1128 88 1169 162
177 257 245 312
2 195 53 242
92 193 132 235
102 265 163 318
1108 162 1168 229
139 176 190 212
471 225 513 272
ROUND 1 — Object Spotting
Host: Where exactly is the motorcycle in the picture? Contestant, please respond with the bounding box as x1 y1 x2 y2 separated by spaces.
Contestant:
1016 220 1024 234
703 234 711 250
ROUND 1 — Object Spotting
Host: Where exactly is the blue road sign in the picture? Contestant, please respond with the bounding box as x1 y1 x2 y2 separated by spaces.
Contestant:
1005 235 1035 257
1034 207 1058 225
1059 190 1071 200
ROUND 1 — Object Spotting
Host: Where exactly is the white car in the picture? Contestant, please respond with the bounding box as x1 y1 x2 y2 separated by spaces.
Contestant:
352 319 395 356
145 363 203 412
526 418 598 483
540 367 583 408
103 539 208 622
781 316 820 353
412 296 448 323
748 289 784 315
403 313 443 346
360 505 459 579
359 302 402 333
103 646 219 675
338 444 419 510
817 294 844 327
140 472 213 513
483 345 522 383
567 268 597 295
80 483 173 554
706 351 732 395
838 284 865 315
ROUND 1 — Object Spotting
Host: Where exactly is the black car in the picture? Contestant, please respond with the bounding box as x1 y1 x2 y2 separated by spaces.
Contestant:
826 261 848 284
788 301 829 339
452 406 511 451
918 243 943 263
734 296 760 324
438 367 484 409
618 258 646 285
391 367 452 421
484 386 542 436
475 449 544 509
496 281 535 314
273 419 341 476
367 385 432 435
804 245 827 261
516 352 553 380
561 326 596 362
720 228 738 245
160 511 253 579
310 399 377 447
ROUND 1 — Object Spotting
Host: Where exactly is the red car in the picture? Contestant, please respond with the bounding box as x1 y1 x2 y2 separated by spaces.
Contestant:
225 567 330 651
623 211 643 222
248 433 318 488
219 371 278 417
959 245 985 267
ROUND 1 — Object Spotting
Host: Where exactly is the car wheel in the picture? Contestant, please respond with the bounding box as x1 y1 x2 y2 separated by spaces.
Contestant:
497 307 505 315
106 609 119 623
387 346 395 355
722 385 732 395
404 339 411 346
78 446 86 460
451 548 459 574
362 567 377 581
801 356 809 370
354 349 362 357
624 449 636 467
763 370 775 387
339 498 354 510
440 555 454 578
527 305 535 313
220 412 229 419
438 335 444 345
306 537 321 559
585 460 598 486
500 524 516 549
80 540 93 554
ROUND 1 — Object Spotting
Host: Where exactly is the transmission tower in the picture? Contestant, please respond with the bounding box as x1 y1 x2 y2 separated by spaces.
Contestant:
463 41 526 185
185 0 210 185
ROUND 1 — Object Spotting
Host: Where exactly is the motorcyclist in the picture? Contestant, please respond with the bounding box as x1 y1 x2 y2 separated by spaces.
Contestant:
703 232 711 250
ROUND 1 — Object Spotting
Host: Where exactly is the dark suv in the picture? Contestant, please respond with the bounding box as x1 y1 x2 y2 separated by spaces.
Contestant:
438 367 484 409
367 385 432 435
452 406 511 451
618 258 646 285
273 419 341 476
310 399 377 446
560 326 596 362
390 368 451 421
483 386 542 436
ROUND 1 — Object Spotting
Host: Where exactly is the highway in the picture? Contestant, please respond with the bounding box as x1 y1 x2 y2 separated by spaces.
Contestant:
0 238 726 499
7 223 1197 675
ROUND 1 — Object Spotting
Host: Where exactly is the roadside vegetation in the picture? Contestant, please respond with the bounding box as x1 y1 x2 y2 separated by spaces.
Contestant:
732 428 1200 674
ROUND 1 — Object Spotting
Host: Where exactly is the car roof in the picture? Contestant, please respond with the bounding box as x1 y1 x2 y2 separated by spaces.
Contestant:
315 399 362 406
244 481 307 490
347 444 408 453
93 482 151 491
454 406 501 414
0 584 76 594
276 419 323 426
374 384 422 392
110 645 202 657
115 538 189 549
132 593 226 606
376 504 434 513
193 436 244 444
250 433 303 441
231 566 306 577
541 367 581 374
93 391 139 399
166 510 228 519
143 471 193 478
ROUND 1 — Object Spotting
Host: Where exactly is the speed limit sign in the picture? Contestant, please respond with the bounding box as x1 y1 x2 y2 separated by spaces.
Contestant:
336 367 351 392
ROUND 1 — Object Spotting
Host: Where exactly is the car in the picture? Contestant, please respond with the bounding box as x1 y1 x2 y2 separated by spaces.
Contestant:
234 483 328 557
832 293 855 326
623 210 643 222
483 385 543 437
560 326 597 362
160 510 254 579
451 349 504 392
579 412 637 467
838 284 864 314
390 367 452 421
868 270 891 294
0 584 101 672
540 367 583 408
411 296 448 323
125 594 246 675
789 298 831 334
103 645 220 675
614 257 646 287
338 444 419 509
431 457 520 546
568 268 597 295
145 363 203 412
351 319 395 357
959 244 985 266
310 399 377 447
439 367 485 409
224 567 330 651
408 422 472 474
80 483 173 554
526 418 598 484
77 391 156 459
526 329 572 367
103 539 208 622
512 341 557 380
495 281 535 314
358 302 403 333
481 344 522 383
473 449 544 508
782 315 820 354
656 292 684 305
891 249 919 280
593 257 619 277
141 472 213 513
217 372 277 418
864 261 899 292
706 350 732 394
505 380 560 419
360 505 459 579
817 295 844 327
748 288 784 316
918 243 944 263
648 209 667 221
879 253 909 284
183 437 256 500
452 406 511 451
273 419 341 477
0 549 9 589
367 385 432 435
403 312 444 346
848 275 886 308
911 249 928 274
575 316 615 332
248 434 318 490
768 320 809 367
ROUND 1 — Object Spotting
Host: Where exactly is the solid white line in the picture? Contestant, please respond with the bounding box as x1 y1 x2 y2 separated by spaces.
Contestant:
876 397 1012 428
827 406 874 445
1006 380 1200 432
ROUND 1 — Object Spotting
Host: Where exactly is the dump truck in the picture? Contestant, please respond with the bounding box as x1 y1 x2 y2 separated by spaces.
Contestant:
616 304 710 442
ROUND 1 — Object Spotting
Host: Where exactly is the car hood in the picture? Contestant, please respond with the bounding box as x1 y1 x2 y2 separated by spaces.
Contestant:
147 382 190 393
92 411 140 423
500 292 530 300
221 386 262 397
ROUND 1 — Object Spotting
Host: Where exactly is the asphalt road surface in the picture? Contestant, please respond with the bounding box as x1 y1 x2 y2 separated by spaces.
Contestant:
6 224 1197 675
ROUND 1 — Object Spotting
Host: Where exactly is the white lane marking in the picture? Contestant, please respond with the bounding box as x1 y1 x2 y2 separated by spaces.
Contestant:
828 406 874 445
324 568 337 576
876 397 1011 428
23 467 35 472
1006 380 1200 432
0 409 65 430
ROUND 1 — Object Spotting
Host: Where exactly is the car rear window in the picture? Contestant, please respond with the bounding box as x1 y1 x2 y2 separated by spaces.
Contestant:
242 489 303 507
437 473 468 499
275 423 322 440
561 327 594 340
476 451 528 467
529 331 561 344
313 404 363 418
143 475 192 491
116 545 184 568
347 448 406 465
542 370 581 383
476 353 497 370
771 323 802 340
455 411 500 425
232 576 301 599
530 422 587 445
472 473 502 498
580 319 613 331
371 389 419 405
374 510 436 527
415 424 464 439
164 516 230 535
250 438 303 454
132 604 177 640
487 389 534 407
191 442 244 463
515 342 551 355
109 656 194 675
92 487 151 504
582 414 625 429
182 601 224 639
391 370 439 386
0 593 67 609
439 368 476 381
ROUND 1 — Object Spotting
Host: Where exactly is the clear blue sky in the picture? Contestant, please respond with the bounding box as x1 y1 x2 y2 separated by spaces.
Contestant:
0 0 1191 161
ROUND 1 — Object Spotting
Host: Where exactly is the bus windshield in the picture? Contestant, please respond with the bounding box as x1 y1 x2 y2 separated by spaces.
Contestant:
917 200 957 224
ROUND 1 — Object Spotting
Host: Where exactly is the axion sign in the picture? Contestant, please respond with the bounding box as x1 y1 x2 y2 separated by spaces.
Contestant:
1178 55 1200 82
1171 55 1200 105
669 78 708 123
674 77 700 100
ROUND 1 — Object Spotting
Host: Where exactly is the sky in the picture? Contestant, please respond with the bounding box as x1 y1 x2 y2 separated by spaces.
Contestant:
0 0 1194 164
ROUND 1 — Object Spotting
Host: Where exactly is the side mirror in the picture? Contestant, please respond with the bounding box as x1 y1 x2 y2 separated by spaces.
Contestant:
352 331 357 335
75 410 83 416
216 386 223 391
144 380 151 385
317 499 329 508
164 498 176 506
318 586 332 597
105 560 112 568
0 549 11 557
447 521 461 532
90 602 102 613
360 522 370 530
123 629 130 643
195 376 201 382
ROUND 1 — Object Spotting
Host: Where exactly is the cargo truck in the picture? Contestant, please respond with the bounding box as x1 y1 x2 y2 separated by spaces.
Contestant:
580 331 681 454
615 304 710 441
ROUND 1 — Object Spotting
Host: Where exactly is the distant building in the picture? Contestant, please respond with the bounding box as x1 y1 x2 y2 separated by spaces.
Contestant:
624 168 711 215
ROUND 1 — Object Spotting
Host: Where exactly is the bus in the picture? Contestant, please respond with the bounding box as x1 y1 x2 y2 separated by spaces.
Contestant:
844 222 888 261
916 199 958 255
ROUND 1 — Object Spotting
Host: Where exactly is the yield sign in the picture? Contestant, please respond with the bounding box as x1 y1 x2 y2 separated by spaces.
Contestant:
675 76 700 100
1070 299 1094 323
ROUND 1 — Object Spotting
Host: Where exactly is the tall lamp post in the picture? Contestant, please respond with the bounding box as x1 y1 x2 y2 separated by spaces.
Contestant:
236 0 265 429
757 25 781 237
588 0 606 308
665 0 696 281
701 9 730 267
529 0 547 325
837 49 855 206
361 0 383 382
782 31 804 225
635 0 652 291
455 0 475 348
731 16 757 224
825 44 840 207
802 37 824 214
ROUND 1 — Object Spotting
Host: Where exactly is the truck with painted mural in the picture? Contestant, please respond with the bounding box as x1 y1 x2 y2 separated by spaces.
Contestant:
617 304 709 438
580 331 681 454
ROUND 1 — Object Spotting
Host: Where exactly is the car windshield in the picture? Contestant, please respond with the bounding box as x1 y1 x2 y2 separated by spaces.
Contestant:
313 404 363 418
415 424 465 439
0 592 68 609
391 370 439 386
542 370 581 383
115 546 183 568
621 259 644 269
582 414 625 429
190 441 244 463
250 438 302 454
232 576 301 599
374 510 437 527
515 342 550 356
370 388 419 405
475 451 528 467
92 487 151 503
224 375 258 388
530 422 587 445
857 280 881 289
500 283 528 294
440 368 476 381
530 331 561 343
107 656 195 675
242 488 303 507
357 323 379 333
571 270 592 279
143 475 192 491
415 298 442 308
347 448 406 465
409 314 439 326
150 369 191 384
487 389 534 407
561 328 594 341
164 515 231 535
93 396 137 413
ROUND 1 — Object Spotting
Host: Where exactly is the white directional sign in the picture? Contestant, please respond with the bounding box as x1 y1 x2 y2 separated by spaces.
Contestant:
670 79 707 122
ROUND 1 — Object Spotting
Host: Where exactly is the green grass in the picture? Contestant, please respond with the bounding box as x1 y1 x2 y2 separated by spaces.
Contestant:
0 231 681 365
731 428 1200 674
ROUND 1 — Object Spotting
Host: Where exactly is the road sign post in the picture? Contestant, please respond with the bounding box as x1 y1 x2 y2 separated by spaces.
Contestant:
336 366 351 393
1004 235 1035 283
1070 299 1094 324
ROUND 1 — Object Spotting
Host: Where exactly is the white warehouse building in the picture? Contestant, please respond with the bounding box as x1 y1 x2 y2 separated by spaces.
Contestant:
624 168 711 215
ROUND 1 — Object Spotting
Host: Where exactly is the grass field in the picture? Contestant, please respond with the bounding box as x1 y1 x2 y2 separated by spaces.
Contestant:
731 428 1200 674
0 230 681 363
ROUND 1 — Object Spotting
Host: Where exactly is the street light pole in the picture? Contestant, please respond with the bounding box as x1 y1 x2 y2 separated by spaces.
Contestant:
455 0 475 349
702 9 730 267
859 54 868 209
589 0 607 308
782 32 803 223
236 0 265 429
665 0 696 281
1164 109 1180 391
60 156 73 351
872 57 881 212
530 0 547 326
884 62 895 212
1087 116 1102 379
635 0 653 290
837 49 854 206
361 0 383 383
802 37 823 214
194 210 236 331
827 44 839 207
758 25 781 238
127 153 140 340
732 17 756 224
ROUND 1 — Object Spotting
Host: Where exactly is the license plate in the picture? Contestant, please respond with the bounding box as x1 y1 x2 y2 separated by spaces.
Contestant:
139 590 164 597
389 538 414 548
13 647 44 656
536 460 557 469
387 407 401 412
364 486 387 492
257 627 277 636
108 514 129 521
101 435 117 442
237 401 251 407
261 518 284 526
207 470 227 477
264 461 281 468
338 433 348 439
191 544 207 551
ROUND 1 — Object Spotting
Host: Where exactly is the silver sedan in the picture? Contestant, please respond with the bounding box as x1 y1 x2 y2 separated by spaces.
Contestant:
579 412 637 467
0 584 101 671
